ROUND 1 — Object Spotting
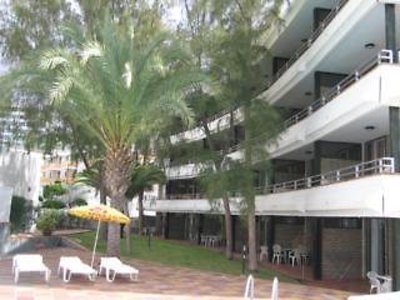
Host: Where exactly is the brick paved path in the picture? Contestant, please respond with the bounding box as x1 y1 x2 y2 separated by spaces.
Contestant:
0 247 359 299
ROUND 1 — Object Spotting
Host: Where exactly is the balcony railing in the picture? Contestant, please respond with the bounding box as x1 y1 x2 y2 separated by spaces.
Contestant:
267 0 349 88
259 157 394 194
164 158 395 200
165 193 204 200
283 49 394 128
225 49 395 155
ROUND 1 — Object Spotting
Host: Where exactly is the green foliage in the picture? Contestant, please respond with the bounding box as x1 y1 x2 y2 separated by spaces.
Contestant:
41 199 66 209
10 196 27 232
70 198 87 207
0 0 79 62
36 209 63 235
43 182 67 200
75 160 104 189
126 163 166 198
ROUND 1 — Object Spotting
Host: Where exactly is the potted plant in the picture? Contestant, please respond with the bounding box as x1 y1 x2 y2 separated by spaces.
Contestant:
36 209 61 236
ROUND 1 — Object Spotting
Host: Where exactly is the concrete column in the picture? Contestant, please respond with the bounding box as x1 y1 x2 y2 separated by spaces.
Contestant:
266 216 275 262
311 218 322 280
162 213 170 239
389 107 400 171
385 4 397 62
197 214 204 245
370 219 385 274
389 106 400 290
362 219 371 278
392 219 400 290
312 141 322 176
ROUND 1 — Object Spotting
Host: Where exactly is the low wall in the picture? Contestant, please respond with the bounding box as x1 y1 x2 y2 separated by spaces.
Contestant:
1 235 86 256
0 223 10 254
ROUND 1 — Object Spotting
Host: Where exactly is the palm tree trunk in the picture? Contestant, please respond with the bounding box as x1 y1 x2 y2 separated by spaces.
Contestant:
100 184 108 241
104 147 132 257
222 194 233 260
138 190 145 235
124 200 132 255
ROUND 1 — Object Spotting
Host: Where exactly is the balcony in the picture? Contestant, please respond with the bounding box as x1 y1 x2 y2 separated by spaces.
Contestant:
283 49 394 128
267 0 349 89
260 157 394 194
156 158 400 218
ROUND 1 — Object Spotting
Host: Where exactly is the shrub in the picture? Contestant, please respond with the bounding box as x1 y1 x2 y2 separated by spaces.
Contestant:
42 199 66 209
43 182 67 200
36 209 63 236
10 196 27 232
70 198 87 207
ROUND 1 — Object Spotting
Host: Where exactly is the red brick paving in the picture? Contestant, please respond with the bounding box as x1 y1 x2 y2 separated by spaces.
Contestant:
0 247 363 299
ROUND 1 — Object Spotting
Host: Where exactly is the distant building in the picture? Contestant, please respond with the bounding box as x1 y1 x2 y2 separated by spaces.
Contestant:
41 149 80 186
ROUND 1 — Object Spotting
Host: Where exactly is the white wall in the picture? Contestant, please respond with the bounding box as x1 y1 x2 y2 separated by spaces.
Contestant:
0 151 42 204
0 186 13 223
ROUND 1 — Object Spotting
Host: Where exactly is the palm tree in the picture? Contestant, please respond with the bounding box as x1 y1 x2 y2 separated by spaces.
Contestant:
4 20 208 256
126 163 166 235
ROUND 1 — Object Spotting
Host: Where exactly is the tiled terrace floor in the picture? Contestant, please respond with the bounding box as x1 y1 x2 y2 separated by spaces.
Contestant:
0 246 363 300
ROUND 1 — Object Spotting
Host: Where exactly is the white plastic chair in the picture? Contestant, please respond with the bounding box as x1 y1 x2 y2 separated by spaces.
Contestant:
99 257 139 282
12 254 51 283
367 271 382 294
57 256 97 282
289 248 301 267
298 244 310 265
272 244 282 264
259 246 268 262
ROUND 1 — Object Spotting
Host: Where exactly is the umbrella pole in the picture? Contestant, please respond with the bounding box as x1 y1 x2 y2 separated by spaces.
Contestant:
91 220 101 268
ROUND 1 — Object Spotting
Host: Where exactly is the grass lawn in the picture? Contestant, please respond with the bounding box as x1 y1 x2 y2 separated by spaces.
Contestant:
70 231 297 282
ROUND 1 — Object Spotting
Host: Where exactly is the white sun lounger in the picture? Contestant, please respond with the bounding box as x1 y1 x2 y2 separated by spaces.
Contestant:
99 257 139 282
12 254 51 283
57 256 97 282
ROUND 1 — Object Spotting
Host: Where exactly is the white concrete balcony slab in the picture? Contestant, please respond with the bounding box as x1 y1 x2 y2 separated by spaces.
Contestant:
151 174 400 218
170 109 243 144
225 61 400 161
156 158 400 218
256 174 400 218
166 163 206 179
269 63 400 158
150 198 242 215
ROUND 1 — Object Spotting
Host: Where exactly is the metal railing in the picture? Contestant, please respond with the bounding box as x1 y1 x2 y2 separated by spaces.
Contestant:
258 157 394 195
164 158 395 200
165 193 204 200
283 49 394 128
225 49 394 155
170 106 240 138
267 0 349 88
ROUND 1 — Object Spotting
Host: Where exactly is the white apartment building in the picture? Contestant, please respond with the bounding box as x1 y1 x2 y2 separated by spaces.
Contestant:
144 0 400 289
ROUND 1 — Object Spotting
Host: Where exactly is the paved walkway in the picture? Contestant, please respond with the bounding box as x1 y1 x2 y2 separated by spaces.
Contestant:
0 247 360 299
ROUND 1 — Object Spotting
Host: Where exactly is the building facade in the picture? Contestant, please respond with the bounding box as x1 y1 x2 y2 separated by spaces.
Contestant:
144 0 400 290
